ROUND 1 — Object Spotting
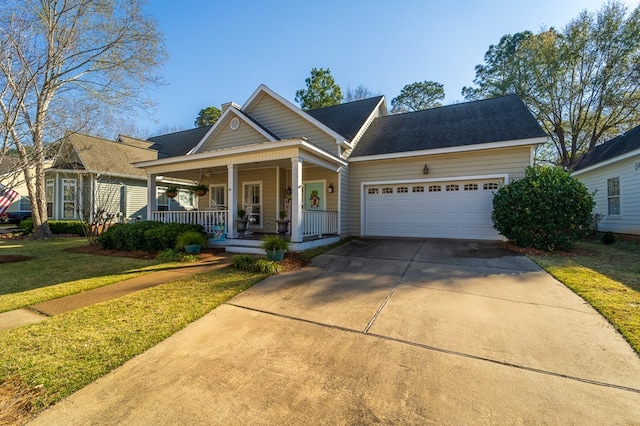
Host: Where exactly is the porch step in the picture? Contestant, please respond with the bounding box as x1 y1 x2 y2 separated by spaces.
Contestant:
223 245 265 255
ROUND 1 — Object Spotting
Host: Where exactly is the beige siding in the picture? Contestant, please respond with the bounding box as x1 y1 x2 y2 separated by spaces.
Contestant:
96 179 123 218
339 166 350 235
349 146 533 235
201 114 270 151
125 182 148 220
238 167 278 233
301 166 339 212
575 154 640 235
246 94 338 155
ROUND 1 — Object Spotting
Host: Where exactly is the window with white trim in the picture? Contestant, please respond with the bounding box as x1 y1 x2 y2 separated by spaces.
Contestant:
46 179 54 218
243 182 261 226
209 184 226 209
607 177 620 216
62 178 77 219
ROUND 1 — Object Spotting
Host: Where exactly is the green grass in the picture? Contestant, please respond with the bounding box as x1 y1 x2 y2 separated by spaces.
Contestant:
0 238 159 295
530 239 640 354
0 267 265 417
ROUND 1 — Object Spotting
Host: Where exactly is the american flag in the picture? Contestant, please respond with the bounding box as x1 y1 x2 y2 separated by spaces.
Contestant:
0 184 18 215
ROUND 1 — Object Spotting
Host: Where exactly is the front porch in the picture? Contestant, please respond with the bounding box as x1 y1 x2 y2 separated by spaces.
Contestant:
139 138 348 253
151 209 340 253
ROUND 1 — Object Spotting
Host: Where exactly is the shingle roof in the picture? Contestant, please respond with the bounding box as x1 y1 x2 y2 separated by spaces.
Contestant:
351 94 546 157
306 96 385 141
55 133 157 177
118 135 155 149
572 125 640 171
147 126 213 158
0 156 19 176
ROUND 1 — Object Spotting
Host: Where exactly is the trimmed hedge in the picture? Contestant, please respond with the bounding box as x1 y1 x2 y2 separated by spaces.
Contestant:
98 221 205 252
491 166 594 251
19 219 86 236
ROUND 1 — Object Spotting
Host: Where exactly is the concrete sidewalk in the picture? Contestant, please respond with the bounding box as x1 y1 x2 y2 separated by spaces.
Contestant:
28 238 640 425
0 254 232 331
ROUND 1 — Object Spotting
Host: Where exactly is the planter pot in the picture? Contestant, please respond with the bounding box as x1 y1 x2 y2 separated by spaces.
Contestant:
276 220 290 238
266 249 286 262
236 219 248 238
184 244 201 254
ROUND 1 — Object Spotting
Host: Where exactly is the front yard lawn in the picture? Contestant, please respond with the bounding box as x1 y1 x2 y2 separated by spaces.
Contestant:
530 239 640 355
0 267 265 424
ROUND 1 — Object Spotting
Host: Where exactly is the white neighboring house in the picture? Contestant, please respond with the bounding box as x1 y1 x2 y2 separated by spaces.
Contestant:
572 126 640 236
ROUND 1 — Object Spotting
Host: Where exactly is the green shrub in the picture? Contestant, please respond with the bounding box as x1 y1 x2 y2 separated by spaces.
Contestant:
18 219 86 236
19 218 33 234
492 166 595 251
232 254 281 275
98 221 204 252
175 230 208 250
156 248 199 263
601 231 616 245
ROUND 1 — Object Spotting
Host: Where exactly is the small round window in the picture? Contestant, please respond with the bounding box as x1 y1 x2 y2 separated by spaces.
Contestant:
230 117 240 130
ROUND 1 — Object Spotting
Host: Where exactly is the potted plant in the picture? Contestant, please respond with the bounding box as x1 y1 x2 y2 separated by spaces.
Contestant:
165 185 178 199
192 183 208 197
276 209 289 238
175 230 208 254
236 209 248 238
309 189 320 208
260 234 289 261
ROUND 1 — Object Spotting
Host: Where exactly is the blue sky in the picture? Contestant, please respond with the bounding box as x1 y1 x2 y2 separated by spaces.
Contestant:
140 0 639 135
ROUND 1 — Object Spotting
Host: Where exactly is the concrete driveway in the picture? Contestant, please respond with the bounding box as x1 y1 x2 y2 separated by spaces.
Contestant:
31 238 640 425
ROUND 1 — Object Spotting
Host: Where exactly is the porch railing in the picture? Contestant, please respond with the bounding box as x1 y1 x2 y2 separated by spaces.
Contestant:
302 210 338 237
151 210 227 235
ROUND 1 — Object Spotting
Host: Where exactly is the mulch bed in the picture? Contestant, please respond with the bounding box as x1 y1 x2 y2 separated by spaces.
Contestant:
499 241 596 257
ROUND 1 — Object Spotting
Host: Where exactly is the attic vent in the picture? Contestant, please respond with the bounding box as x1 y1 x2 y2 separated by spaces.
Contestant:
230 118 240 130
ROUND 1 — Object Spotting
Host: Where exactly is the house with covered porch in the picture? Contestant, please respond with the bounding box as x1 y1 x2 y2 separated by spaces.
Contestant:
135 85 547 252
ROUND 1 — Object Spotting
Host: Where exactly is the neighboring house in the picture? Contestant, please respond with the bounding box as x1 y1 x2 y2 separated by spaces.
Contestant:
135 84 547 251
0 156 53 224
46 133 196 223
572 126 640 236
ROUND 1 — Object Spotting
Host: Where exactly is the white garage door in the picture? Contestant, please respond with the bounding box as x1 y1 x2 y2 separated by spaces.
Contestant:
364 179 503 240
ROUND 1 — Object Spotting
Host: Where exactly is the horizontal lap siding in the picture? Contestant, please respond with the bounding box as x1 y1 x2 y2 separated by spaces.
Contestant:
125 181 148 220
576 155 640 235
202 115 268 151
349 146 533 236
247 95 338 155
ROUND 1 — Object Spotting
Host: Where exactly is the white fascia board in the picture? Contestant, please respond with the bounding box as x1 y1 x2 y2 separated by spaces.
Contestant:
572 147 640 176
48 168 146 181
135 139 346 169
187 107 277 155
349 136 548 162
243 84 350 148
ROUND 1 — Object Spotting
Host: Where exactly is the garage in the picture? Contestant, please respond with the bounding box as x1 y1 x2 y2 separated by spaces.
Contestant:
363 178 503 240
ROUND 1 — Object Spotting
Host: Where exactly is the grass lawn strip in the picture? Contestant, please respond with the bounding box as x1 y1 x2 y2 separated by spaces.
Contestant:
531 240 640 355
0 238 160 295
0 267 266 421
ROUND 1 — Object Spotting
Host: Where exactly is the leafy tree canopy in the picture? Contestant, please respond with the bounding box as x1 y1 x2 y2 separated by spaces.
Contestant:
391 81 445 113
462 2 640 168
194 106 221 127
295 68 343 111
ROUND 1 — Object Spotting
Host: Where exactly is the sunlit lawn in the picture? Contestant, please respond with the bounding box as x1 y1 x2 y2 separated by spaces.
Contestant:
531 239 640 354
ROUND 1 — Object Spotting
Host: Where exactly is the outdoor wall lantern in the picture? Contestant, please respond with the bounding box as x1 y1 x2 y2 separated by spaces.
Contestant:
328 183 334 193
423 164 429 174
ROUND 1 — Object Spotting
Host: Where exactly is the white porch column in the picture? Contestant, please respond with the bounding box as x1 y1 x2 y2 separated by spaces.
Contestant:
291 157 303 243
146 174 156 220
227 164 238 239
